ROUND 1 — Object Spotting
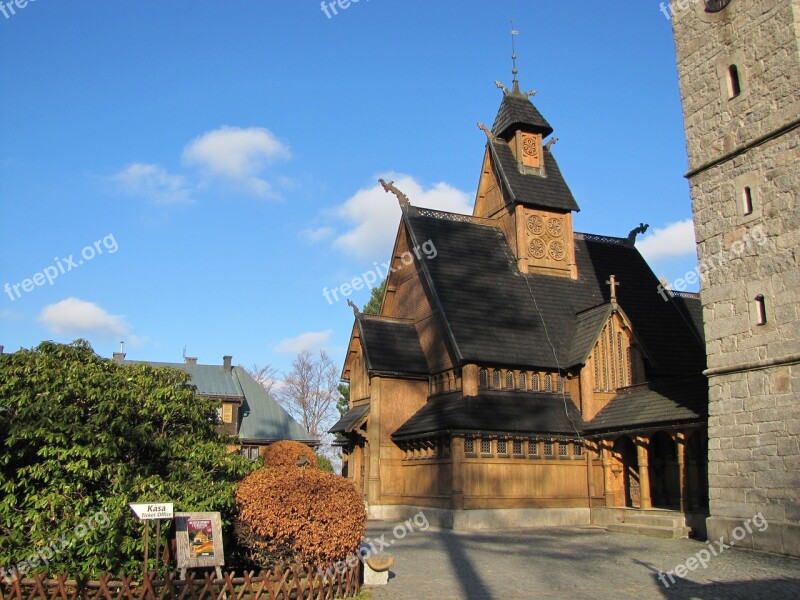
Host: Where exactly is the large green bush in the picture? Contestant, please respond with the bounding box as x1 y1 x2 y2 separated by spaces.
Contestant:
234 466 365 566
0 340 256 577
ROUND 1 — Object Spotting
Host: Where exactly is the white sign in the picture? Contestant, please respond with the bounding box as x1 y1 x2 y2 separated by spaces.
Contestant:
129 502 174 520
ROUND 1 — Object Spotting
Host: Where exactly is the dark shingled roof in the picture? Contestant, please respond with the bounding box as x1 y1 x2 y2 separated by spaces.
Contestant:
404 212 706 375
492 93 554 139
584 376 708 433
488 139 580 213
392 391 583 440
566 304 613 367
358 317 428 376
330 403 370 434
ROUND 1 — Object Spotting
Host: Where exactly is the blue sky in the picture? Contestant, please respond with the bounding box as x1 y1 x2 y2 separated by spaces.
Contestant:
0 0 699 374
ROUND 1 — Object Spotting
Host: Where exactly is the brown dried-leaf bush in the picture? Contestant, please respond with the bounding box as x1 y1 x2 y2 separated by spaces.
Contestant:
262 440 318 468
235 466 366 566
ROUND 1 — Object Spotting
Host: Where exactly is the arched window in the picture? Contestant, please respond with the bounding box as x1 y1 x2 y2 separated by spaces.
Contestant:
532 372 540 391
617 332 625 387
626 347 633 385
544 373 552 391
505 371 514 389
518 372 527 391
728 65 741 98
556 374 564 392
743 187 754 215
755 294 767 325
593 344 600 390
492 369 501 389
479 368 488 388
608 325 616 389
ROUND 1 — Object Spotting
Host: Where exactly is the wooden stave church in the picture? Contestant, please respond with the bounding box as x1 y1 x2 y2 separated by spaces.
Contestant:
332 77 710 532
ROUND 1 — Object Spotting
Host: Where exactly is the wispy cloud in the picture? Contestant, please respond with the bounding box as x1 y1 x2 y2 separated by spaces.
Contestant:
300 226 335 244
636 219 697 262
183 126 290 198
113 163 193 205
38 298 130 338
274 329 333 354
333 174 472 259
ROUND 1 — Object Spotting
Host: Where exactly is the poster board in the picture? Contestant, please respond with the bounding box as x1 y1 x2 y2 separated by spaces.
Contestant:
175 512 225 572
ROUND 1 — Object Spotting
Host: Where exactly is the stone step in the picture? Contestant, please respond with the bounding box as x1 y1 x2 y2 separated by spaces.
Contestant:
607 523 691 539
623 513 686 528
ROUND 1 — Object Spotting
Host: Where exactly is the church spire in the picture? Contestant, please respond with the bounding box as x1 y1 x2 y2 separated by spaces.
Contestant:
511 21 520 94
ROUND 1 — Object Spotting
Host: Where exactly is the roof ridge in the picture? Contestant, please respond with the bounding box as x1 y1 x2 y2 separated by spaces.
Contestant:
574 232 628 245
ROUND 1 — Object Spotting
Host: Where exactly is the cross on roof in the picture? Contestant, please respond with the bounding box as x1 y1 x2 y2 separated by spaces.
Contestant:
606 275 620 306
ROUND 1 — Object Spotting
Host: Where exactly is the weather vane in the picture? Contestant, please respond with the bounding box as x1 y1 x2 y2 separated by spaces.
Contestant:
511 20 519 85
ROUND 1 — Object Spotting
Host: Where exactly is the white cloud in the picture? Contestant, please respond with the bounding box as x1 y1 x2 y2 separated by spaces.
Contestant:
38 298 129 338
274 329 334 354
333 174 472 259
300 227 334 244
636 219 697 261
182 126 290 198
113 163 192 205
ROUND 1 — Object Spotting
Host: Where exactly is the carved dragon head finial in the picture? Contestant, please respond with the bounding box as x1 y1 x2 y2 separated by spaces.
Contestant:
477 122 493 138
379 178 410 211
347 299 360 318
625 223 650 247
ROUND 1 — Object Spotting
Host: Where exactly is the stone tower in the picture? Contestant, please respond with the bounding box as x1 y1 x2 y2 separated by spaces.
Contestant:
670 0 800 555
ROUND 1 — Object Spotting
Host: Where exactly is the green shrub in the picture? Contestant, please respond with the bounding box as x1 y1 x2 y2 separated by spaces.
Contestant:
316 454 334 473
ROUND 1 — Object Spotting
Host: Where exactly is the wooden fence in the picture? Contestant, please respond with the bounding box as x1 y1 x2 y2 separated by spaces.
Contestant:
0 565 361 600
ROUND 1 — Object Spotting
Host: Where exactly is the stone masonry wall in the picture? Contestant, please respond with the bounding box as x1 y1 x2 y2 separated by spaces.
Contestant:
672 0 800 555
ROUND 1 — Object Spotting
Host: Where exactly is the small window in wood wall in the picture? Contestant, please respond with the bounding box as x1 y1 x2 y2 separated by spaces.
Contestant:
505 371 514 389
480 437 492 455
532 372 540 391
464 436 475 454
497 438 508 455
529 439 539 456
479 368 488 388
518 372 527 390
544 373 552 391
513 439 523 456
492 370 501 389
544 441 554 456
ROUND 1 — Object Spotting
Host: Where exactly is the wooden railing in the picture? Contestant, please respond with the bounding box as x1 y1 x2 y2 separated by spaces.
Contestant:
0 565 361 600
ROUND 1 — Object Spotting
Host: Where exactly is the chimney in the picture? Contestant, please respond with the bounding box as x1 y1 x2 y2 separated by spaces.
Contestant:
185 357 198 365
113 341 126 364
223 355 233 372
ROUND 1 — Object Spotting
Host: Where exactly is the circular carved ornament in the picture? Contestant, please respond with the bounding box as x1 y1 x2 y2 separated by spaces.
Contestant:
549 240 566 261
704 0 732 12
547 217 563 238
527 215 544 236
522 137 538 157
529 238 546 259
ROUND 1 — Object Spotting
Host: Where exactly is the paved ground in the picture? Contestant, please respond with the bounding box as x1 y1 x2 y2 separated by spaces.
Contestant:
365 521 800 599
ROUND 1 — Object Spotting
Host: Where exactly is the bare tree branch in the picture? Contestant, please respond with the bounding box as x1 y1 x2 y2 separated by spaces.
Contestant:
244 363 279 396
276 349 340 440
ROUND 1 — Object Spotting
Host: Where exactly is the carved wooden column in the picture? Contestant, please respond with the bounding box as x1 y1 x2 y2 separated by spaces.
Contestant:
601 442 616 507
675 432 686 513
636 435 652 510
450 435 464 510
